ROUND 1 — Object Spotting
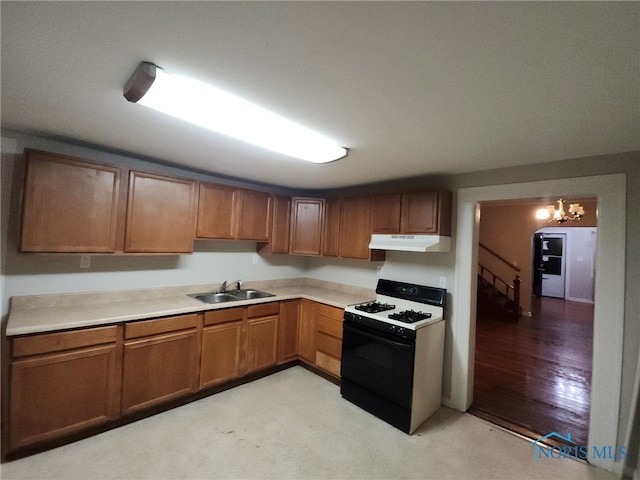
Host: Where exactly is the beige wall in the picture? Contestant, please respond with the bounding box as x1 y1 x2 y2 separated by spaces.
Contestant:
478 199 597 314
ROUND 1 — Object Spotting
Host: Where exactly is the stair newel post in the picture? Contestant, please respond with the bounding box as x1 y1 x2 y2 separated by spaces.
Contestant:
513 274 521 320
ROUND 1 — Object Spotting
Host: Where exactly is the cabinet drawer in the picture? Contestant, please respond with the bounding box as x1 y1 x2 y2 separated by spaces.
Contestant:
316 315 343 340
247 302 280 318
125 314 198 339
12 326 119 358
316 332 342 359
316 351 341 377
204 307 244 326
315 303 344 321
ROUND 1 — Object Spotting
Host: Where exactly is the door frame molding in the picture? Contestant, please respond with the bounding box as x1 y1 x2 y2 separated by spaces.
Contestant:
450 173 626 472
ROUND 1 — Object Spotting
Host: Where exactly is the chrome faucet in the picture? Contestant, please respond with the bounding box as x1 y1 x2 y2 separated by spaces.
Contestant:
219 279 243 293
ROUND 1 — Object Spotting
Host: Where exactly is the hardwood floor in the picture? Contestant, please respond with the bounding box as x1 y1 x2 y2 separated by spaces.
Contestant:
469 297 593 446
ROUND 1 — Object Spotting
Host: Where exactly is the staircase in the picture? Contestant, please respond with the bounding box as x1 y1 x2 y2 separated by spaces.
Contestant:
477 243 521 321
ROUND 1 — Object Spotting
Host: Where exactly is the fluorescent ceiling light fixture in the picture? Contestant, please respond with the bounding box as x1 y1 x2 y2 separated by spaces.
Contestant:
123 62 347 163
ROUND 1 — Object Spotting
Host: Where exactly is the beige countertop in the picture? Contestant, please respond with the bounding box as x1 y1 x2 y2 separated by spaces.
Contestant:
6 278 375 336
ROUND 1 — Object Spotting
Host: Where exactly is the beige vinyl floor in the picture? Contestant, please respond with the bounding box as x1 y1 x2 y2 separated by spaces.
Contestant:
1 366 616 480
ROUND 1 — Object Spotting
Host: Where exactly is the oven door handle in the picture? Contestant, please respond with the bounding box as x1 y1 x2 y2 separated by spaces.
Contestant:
343 323 414 348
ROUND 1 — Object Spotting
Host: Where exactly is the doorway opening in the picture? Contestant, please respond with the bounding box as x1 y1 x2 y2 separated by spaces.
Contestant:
469 199 596 447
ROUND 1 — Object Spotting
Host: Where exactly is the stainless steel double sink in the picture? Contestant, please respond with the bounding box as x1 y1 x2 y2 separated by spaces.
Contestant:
188 289 276 304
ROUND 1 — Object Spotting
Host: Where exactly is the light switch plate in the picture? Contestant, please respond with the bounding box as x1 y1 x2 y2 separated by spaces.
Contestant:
80 255 91 269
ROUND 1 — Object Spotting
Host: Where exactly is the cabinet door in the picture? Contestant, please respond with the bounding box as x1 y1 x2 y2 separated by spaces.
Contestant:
246 315 279 374
322 198 341 257
339 196 373 260
290 198 324 255
121 317 200 414
200 321 243 389
400 191 439 234
372 193 401 234
260 195 290 254
9 327 121 450
278 300 299 363
196 183 238 239
125 172 197 253
297 300 316 363
20 151 121 253
237 189 271 241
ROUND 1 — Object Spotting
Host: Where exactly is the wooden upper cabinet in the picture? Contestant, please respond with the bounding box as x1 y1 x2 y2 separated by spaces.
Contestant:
400 190 452 236
371 193 402 234
237 189 271 241
196 183 237 239
197 183 271 241
125 172 197 253
339 196 384 261
371 190 453 237
322 198 341 257
258 195 290 254
290 198 324 256
20 150 121 253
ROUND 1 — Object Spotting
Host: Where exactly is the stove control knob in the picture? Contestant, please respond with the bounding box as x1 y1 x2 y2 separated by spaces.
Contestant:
388 325 396 334
397 327 405 337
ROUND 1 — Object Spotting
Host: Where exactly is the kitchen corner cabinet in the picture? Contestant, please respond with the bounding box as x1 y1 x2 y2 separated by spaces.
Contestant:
121 314 201 415
277 300 299 363
290 198 324 256
245 303 280 374
322 198 341 257
297 300 317 363
196 183 271 241
8 326 122 450
125 172 198 253
20 150 121 253
196 183 237 239
314 304 344 378
258 195 291 255
237 189 271 241
200 308 244 389
339 196 385 261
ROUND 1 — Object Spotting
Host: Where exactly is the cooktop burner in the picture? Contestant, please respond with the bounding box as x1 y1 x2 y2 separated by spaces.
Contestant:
354 302 396 314
388 310 432 324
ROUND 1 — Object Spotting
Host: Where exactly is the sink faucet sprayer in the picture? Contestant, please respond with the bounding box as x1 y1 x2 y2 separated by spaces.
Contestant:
219 279 243 293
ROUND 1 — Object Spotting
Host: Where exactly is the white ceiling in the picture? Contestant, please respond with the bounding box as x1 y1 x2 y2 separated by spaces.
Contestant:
2 2 638 190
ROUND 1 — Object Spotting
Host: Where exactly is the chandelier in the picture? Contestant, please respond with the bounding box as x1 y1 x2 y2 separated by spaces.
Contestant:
536 199 585 223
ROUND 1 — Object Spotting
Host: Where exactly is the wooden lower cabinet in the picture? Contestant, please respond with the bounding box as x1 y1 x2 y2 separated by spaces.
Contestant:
314 304 344 378
6 299 348 454
246 303 280 374
277 300 299 364
200 308 244 389
121 314 201 415
8 326 121 450
297 300 316 363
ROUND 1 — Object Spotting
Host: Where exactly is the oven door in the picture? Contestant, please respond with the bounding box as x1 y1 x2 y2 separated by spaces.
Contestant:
340 321 415 409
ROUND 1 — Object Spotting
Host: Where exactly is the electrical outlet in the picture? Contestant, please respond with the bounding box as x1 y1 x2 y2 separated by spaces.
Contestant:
252 254 259 265
80 255 91 269
376 266 383 277
439 276 446 288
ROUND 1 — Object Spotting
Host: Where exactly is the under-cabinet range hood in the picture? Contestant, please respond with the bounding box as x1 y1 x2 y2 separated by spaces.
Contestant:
368 234 451 253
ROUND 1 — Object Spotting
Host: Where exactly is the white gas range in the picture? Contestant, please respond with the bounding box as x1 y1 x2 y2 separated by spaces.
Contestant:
341 279 446 433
